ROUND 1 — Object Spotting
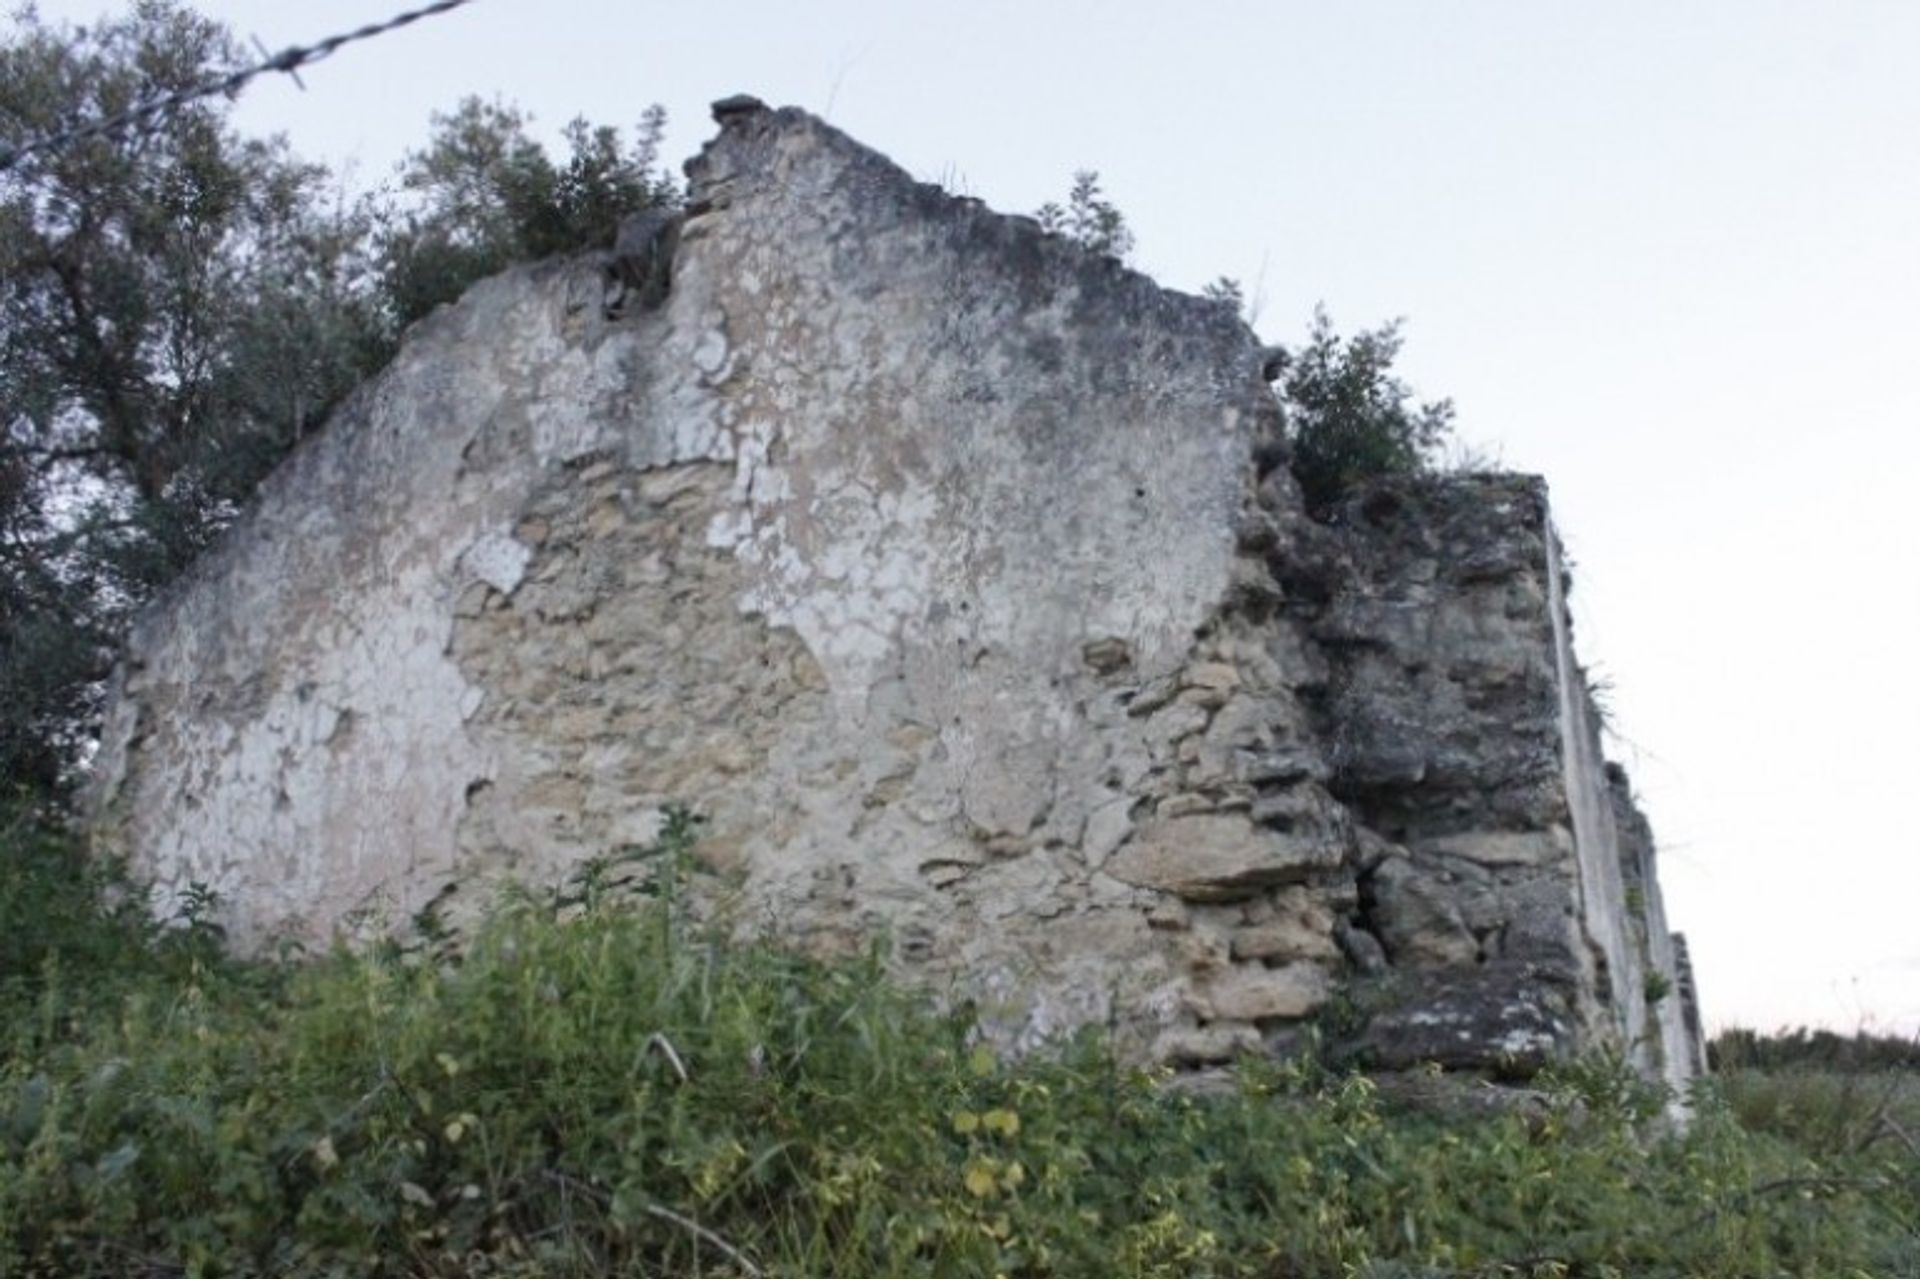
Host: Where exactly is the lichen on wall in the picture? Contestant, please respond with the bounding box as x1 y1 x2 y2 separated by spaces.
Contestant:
86 96 1702 1089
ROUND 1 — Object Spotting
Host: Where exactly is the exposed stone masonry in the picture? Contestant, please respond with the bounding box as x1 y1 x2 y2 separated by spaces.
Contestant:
86 98 1702 1090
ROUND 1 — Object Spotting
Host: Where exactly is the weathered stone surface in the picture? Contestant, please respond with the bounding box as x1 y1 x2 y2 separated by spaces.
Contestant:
1342 964 1581 1074
85 100 1702 1091
1188 962 1331 1022
607 208 682 311
1105 811 1347 902
1417 828 1571 867
1230 888 1341 961
1274 475 1706 1085
1363 856 1481 968
1335 920 1391 975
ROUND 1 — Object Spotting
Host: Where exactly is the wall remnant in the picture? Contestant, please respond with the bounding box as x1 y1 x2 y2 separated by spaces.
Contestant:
87 97 1703 1089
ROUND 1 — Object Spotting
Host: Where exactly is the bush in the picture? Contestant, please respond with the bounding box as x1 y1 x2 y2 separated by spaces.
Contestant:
378 98 679 328
1716 1066 1920 1162
1712 1025 1920 1073
2 7 686 799
2 818 1916 1276
0 801 154 1024
1281 306 1456 512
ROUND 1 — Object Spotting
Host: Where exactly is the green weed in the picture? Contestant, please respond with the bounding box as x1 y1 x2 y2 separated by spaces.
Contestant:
2 813 1916 1276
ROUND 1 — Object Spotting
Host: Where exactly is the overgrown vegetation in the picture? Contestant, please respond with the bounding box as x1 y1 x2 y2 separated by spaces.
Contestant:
1035 170 1134 262
1713 1025 1920 1074
1279 306 1457 512
1711 1026 1920 1179
3 811 1915 1276
378 97 677 329
1036 175 1456 515
0 3 677 799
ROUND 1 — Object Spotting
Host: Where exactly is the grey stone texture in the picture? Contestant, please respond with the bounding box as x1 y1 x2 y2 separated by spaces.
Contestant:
85 99 1703 1088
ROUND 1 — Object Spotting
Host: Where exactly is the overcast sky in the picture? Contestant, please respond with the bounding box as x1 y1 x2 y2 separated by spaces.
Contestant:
30 0 1920 1036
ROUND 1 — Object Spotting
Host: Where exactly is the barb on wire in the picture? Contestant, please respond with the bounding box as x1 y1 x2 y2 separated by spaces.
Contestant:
0 0 480 174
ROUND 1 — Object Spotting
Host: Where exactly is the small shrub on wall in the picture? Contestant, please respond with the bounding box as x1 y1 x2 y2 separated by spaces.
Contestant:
1281 306 1457 511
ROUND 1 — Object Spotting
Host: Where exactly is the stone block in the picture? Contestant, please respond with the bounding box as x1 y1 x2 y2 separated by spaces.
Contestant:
1188 962 1331 1022
1106 813 1347 902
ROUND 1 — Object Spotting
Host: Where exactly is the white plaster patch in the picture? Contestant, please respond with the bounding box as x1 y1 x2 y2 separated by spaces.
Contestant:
460 531 532 596
692 320 731 378
729 455 942 693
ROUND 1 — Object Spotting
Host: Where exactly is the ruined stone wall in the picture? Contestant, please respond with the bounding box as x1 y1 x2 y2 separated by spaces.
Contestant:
1271 477 1702 1085
87 99 1702 1086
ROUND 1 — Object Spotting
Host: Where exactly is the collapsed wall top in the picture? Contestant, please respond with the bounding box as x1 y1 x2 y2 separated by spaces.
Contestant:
87 98 1701 1089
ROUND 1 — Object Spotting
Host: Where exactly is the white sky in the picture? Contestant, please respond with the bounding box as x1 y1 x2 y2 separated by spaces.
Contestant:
30 0 1920 1037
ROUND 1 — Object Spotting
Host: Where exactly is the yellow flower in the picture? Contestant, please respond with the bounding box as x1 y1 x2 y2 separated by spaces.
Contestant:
963 1158 1000 1198
982 1108 1020 1137
951 1109 981 1135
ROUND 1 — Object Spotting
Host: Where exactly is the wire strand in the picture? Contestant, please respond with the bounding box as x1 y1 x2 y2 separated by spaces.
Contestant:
0 0 481 173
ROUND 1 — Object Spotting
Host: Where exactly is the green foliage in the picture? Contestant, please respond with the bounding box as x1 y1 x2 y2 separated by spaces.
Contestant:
1029 175 1454 512
378 97 678 328
1711 1027 1920 1182
2 819 1915 1275
1201 275 1246 312
1717 1066 1920 1164
0 799 155 1023
0 2 392 794
1035 169 1133 261
1622 882 1646 919
1537 1052 1671 1127
1281 305 1457 511
0 6 678 796
1713 1024 1920 1073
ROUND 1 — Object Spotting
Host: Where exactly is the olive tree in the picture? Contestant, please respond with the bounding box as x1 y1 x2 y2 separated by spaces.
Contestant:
0 2 389 791
0 4 683 796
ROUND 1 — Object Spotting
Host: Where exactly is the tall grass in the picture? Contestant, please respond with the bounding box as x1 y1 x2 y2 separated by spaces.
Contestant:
2 809 1917 1276
1711 1026 1920 1197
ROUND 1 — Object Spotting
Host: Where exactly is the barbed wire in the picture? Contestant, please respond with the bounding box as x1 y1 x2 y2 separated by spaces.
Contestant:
0 0 480 174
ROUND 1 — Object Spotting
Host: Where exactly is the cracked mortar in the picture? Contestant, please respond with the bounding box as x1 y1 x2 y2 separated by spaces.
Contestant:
85 97 1702 1090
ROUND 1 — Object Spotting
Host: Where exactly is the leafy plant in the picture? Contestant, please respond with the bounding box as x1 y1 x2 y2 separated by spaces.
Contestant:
1202 275 1246 313
378 97 679 328
0 5 681 799
0 2 392 793
1280 305 1457 511
3 813 1915 1275
0 798 157 1028
1036 169 1134 261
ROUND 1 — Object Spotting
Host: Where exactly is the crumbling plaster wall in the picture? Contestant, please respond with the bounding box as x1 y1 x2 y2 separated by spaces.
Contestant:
88 99 1701 1083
